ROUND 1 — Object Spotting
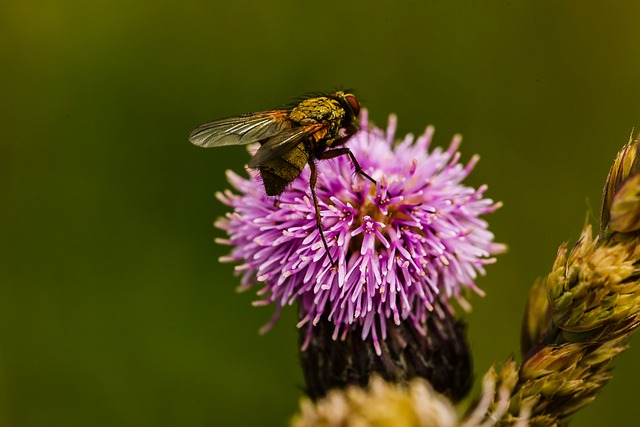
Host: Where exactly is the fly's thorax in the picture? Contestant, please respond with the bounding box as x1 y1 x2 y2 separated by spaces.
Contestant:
290 97 345 126
290 96 346 149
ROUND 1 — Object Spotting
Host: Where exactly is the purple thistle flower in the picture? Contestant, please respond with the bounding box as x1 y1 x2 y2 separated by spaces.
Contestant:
215 110 504 355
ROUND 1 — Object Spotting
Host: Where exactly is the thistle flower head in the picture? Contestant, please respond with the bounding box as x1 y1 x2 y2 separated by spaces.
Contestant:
216 111 503 353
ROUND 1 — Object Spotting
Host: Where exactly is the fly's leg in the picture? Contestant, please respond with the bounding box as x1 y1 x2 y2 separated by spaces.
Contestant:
320 147 377 187
308 160 336 267
321 147 393 204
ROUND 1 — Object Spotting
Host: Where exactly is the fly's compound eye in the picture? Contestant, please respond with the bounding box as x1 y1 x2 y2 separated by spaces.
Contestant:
345 94 360 118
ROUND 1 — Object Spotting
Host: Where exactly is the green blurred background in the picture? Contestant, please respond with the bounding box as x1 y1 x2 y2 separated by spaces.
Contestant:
2 1 640 426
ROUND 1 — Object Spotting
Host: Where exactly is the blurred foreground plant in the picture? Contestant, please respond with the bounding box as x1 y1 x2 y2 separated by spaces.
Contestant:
291 135 640 426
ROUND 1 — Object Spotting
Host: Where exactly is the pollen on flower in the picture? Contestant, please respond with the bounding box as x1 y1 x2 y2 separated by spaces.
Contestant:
216 110 504 353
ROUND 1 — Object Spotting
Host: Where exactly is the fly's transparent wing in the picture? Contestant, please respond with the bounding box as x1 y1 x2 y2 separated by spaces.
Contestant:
248 124 324 167
188 110 290 147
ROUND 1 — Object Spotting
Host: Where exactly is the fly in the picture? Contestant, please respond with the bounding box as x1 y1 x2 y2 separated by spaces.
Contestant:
189 91 376 266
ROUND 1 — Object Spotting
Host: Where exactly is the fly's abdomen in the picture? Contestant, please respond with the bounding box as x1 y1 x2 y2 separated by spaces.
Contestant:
259 142 309 196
